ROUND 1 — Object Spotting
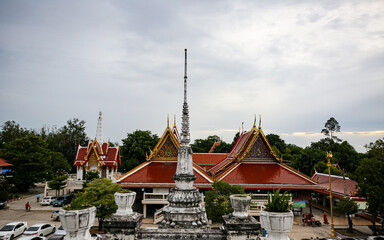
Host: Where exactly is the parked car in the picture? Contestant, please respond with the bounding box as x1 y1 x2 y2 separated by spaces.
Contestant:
51 211 60 221
0 201 7 209
52 194 73 207
48 235 64 240
40 196 57 206
23 223 55 237
18 236 47 240
52 226 65 236
0 221 28 240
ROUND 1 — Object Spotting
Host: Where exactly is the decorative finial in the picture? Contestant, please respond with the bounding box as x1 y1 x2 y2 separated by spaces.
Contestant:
174 114 176 127
167 114 170 128
96 111 103 143
258 114 262 129
253 114 256 128
181 49 190 145
184 49 188 104
242 122 244 133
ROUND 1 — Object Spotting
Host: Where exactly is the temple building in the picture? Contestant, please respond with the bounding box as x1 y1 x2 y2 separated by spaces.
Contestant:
117 116 321 218
116 49 320 219
73 112 121 181
311 171 366 210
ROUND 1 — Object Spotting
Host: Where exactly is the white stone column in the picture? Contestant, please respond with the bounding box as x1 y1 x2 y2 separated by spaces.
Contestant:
77 166 83 181
143 204 147 218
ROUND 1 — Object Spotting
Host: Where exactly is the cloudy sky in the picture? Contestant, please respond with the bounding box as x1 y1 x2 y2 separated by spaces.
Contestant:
0 1 383 152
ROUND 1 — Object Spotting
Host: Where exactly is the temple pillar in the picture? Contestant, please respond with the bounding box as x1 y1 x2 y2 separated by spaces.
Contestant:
77 166 83 180
143 204 147 218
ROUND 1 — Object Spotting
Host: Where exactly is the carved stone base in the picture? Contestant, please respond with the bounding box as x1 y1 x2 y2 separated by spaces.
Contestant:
104 212 143 237
222 214 261 240
160 188 208 229
137 228 226 240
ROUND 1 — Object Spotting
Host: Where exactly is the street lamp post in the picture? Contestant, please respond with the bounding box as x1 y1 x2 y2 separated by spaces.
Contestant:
327 151 336 237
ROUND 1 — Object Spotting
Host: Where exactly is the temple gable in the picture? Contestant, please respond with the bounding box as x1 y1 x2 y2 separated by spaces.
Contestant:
244 135 275 161
153 135 179 159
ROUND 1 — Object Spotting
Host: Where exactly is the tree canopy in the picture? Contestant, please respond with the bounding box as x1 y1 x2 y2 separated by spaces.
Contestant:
69 178 126 230
0 135 53 192
120 130 159 172
321 117 341 142
48 175 68 196
352 138 384 234
42 118 88 168
266 134 287 155
0 121 32 148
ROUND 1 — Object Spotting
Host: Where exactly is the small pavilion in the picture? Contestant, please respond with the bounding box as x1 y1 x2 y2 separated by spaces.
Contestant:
73 112 121 181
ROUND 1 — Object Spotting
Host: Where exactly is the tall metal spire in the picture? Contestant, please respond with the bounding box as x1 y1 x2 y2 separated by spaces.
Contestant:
96 111 103 143
181 49 190 146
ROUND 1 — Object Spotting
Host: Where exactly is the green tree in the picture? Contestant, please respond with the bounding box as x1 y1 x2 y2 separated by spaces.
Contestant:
205 181 245 222
291 146 326 176
191 135 221 153
48 175 69 196
120 130 159 172
0 135 53 192
313 161 342 175
85 170 100 182
69 178 126 230
0 175 11 201
50 152 71 174
334 198 358 233
266 134 287 155
0 121 32 148
321 117 341 142
283 144 303 165
44 118 87 169
352 138 384 235
310 138 359 173
330 141 359 173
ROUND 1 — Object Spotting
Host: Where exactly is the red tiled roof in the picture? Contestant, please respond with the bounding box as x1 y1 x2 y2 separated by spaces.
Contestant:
0 158 12 167
101 142 108 154
311 172 359 197
73 142 120 167
73 147 88 166
193 153 227 165
118 161 212 186
208 132 251 174
220 163 317 188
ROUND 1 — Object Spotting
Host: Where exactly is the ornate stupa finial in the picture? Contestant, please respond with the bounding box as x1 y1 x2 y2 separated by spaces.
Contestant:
259 114 262 129
96 111 103 143
167 114 170 128
181 49 190 146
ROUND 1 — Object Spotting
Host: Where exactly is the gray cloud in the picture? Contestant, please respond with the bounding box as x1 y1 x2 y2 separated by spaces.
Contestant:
0 0 383 152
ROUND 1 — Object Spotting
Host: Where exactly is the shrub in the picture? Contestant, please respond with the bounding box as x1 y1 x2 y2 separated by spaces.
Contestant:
205 181 244 222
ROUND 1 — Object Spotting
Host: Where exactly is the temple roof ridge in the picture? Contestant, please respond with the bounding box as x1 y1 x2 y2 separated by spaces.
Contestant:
146 117 181 161
208 119 281 178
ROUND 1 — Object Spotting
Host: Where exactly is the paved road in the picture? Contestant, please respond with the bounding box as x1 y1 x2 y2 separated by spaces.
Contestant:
0 192 61 239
